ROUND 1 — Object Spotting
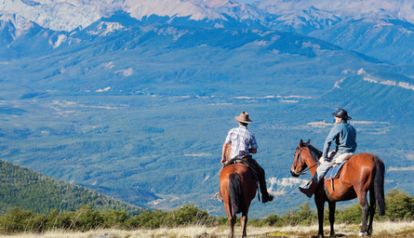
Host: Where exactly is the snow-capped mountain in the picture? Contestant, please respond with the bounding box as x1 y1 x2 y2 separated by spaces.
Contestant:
258 0 414 24
0 0 262 32
255 0 414 64
3 0 414 32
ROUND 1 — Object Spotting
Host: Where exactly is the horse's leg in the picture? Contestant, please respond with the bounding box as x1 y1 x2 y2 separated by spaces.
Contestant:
228 215 236 238
367 187 376 236
224 201 235 238
328 201 336 238
241 212 248 238
315 195 325 238
358 191 369 236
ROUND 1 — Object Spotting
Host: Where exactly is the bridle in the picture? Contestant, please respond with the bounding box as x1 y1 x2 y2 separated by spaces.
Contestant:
293 146 319 175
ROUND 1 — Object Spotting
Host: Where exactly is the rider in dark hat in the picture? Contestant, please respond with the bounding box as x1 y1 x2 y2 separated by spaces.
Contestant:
299 108 357 197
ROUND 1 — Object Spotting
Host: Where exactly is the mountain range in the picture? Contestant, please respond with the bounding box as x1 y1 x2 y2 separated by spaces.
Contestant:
0 0 413 217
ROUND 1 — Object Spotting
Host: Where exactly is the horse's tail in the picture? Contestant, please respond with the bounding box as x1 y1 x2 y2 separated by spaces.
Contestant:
228 173 243 218
374 156 385 216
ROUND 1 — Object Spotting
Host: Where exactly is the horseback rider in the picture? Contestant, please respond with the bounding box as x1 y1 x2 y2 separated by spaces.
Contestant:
299 108 357 197
221 111 274 203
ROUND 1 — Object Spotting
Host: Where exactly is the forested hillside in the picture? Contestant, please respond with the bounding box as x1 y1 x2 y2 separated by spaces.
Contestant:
0 159 138 213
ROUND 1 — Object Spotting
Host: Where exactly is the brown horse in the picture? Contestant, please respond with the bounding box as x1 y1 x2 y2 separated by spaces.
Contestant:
220 162 257 238
290 140 385 237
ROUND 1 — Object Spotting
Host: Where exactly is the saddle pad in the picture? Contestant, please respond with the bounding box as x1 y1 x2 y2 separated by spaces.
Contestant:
324 162 346 180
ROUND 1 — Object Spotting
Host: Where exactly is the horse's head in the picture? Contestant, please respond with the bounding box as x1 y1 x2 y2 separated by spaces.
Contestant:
290 139 315 177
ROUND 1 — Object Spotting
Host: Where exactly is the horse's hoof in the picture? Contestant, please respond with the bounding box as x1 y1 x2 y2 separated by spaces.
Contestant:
359 231 369 237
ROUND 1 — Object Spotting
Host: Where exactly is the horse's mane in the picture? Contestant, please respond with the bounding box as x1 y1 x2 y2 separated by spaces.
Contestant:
305 142 322 162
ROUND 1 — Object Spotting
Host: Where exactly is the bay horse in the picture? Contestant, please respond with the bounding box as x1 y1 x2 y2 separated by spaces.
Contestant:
219 148 257 237
290 140 385 237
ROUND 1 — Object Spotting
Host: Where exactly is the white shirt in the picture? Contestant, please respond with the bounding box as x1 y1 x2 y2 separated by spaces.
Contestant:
224 125 258 160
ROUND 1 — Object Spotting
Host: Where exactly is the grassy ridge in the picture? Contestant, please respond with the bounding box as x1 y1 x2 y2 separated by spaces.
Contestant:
0 159 138 214
0 190 412 234
0 222 413 238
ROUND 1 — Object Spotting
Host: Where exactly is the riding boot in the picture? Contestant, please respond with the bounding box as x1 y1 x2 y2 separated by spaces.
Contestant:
258 170 273 203
259 178 274 203
299 176 318 198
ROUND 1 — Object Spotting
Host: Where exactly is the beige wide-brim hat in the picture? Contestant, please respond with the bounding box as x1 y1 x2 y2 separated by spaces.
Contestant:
235 111 252 124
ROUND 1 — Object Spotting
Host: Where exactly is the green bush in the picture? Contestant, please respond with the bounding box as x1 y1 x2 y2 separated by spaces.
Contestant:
0 208 34 233
251 214 282 227
335 204 361 224
126 209 166 229
101 209 129 228
0 189 413 234
71 206 105 231
282 203 316 226
27 214 48 233
385 190 414 221
163 205 214 227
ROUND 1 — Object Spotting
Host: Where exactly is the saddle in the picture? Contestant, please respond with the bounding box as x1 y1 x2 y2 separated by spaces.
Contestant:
324 162 346 180
324 153 353 191
223 156 259 181
324 153 353 180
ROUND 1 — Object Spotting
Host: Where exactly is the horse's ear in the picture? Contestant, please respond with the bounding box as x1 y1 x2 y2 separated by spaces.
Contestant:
299 139 304 147
306 139 311 144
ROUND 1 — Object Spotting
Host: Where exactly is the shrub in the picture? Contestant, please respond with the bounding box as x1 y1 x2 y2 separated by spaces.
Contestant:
385 190 414 221
126 210 166 229
70 206 105 231
100 209 129 228
0 208 34 233
335 204 361 224
258 214 282 226
164 205 214 227
282 203 316 226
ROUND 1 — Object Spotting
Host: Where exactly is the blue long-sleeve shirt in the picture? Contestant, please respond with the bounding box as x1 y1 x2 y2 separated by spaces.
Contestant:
322 122 357 159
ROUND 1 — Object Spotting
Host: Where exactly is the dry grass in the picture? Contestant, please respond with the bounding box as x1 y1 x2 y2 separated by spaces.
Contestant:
0 221 413 238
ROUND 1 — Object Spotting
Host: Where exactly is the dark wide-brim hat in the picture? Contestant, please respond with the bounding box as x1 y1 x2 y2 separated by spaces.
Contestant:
235 111 252 124
332 108 352 120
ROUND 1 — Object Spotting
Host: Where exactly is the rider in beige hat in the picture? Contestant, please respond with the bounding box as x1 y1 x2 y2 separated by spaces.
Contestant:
221 111 273 203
